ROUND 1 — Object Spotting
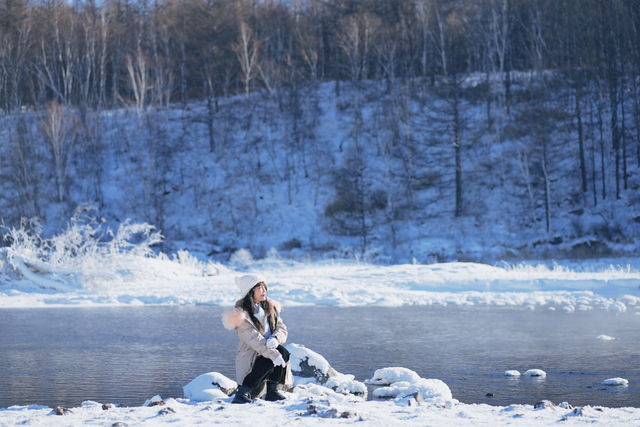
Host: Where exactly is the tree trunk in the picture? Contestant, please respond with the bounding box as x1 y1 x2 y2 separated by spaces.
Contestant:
453 79 462 217
575 86 587 194
597 92 607 200
541 142 551 234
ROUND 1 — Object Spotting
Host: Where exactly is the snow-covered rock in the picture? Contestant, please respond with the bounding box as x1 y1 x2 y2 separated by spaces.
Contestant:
143 395 164 407
366 367 421 385
365 367 452 403
372 378 452 402
324 373 367 396
504 370 521 377
287 343 366 397
596 335 615 341
523 369 547 378
183 372 237 402
287 343 336 383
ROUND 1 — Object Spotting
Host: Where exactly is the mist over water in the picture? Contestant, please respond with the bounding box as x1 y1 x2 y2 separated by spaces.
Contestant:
0 306 637 409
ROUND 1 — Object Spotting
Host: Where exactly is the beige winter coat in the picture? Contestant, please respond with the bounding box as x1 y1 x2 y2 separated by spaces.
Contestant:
222 299 293 393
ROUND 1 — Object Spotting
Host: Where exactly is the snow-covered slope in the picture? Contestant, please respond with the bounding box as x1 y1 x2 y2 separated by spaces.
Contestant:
0 73 638 264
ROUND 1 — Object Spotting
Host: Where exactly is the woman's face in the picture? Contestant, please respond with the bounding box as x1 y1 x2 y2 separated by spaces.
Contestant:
253 282 267 303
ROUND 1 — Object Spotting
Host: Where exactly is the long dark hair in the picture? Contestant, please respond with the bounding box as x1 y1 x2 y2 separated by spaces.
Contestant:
237 283 277 334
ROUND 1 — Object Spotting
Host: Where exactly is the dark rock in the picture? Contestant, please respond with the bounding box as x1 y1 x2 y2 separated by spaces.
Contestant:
319 408 338 418
212 380 236 396
102 403 114 410
340 411 357 418
291 356 336 384
111 423 128 427
534 400 555 409
404 391 424 405
486 393 494 398
53 406 73 415
158 407 176 416
148 400 165 407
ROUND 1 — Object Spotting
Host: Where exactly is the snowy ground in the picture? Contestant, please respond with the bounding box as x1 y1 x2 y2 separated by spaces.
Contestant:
1 224 639 425
3 393 640 426
2 250 640 313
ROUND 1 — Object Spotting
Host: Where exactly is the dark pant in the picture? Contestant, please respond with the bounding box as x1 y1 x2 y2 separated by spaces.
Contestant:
241 345 290 396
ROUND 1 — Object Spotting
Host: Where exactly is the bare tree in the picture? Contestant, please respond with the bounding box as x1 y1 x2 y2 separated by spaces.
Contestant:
337 12 380 82
294 13 320 81
10 117 41 217
233 21 261 97
126 45 150 114
40 101 76 204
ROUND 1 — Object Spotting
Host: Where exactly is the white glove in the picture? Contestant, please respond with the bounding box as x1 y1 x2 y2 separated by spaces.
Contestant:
273 355 286 367
266 337 278 349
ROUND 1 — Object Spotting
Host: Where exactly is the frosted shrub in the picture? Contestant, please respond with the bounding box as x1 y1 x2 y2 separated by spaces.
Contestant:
1 210 167 290
229 248 254 269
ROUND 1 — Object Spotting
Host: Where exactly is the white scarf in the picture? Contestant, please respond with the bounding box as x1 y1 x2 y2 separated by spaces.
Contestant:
253 304 272 338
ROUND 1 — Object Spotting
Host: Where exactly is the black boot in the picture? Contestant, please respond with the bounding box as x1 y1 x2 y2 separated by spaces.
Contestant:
264 381 286 401
232 385 252 404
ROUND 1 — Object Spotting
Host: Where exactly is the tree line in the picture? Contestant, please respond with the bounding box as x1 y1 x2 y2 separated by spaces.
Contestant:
1 0 639 112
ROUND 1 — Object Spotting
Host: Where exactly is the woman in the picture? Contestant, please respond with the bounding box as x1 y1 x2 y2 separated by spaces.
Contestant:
222 274 292 403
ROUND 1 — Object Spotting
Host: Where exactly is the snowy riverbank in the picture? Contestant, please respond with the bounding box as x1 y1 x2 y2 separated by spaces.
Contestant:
2 251 640 313
1 223 639 424
2 377 639 426
2 343 639 426
1 218 639 312
0 236 640 314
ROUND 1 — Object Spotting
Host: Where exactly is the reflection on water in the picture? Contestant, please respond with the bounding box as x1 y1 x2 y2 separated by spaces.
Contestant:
0 305 638 408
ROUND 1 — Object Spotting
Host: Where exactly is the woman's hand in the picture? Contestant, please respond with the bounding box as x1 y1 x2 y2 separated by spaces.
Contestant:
272 355 286 367
266 337 278 349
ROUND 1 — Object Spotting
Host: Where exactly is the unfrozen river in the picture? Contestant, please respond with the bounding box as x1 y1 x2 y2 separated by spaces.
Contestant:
1 306 638 409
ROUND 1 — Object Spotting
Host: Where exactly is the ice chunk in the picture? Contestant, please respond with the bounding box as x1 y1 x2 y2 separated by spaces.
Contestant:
602 378 628 386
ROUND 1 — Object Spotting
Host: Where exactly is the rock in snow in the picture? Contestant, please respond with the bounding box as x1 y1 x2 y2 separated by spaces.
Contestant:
287 343 367 396
366 367 452 403
602 378 629 386
181 344 452 403
287 343 336 383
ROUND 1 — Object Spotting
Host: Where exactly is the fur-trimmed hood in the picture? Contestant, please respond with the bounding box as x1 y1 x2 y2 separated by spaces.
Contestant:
222 298 282 330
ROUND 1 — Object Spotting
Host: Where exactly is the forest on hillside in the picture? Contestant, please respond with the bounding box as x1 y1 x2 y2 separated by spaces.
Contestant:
1 0 639 109
1 0 639 261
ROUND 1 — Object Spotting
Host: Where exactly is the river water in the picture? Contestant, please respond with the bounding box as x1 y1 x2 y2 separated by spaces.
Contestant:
0 305 638 408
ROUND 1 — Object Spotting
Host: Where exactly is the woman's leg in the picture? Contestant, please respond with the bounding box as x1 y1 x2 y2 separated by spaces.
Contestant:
241 346 290 395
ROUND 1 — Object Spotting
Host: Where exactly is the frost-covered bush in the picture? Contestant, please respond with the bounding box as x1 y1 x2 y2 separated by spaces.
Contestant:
0 207 220 290
229 248 254 269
